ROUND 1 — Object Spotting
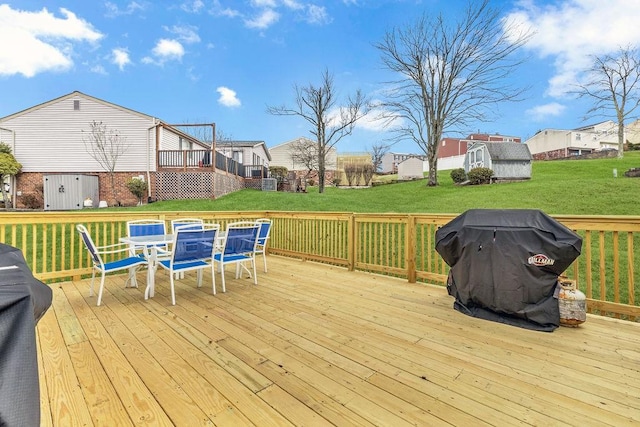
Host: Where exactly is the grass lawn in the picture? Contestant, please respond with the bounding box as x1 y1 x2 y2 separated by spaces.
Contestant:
121 151 640 216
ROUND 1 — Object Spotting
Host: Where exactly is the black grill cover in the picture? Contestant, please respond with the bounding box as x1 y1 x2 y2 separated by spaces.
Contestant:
435 209 582 332
0 243 53 426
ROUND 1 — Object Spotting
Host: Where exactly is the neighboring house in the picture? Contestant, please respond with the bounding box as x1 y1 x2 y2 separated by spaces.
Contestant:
381 152 428 174
269 137 338 183
397 157 424 180
525 121 619 160
0 91 244 208
622 118 640 147
464 142 532 181
215 140 271 178
437 133 521 171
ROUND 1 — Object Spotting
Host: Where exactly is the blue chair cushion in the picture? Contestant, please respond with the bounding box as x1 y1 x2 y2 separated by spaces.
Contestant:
158 259 209 271
103 256 148 271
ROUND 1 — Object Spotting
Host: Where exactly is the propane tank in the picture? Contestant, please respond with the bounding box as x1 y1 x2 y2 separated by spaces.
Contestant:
558 277 586 327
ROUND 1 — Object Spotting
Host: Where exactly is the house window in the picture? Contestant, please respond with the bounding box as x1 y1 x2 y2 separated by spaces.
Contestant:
233 150 242 163
575 133 581 141
476 149 483 162
469 151 475 164
73 100 80 110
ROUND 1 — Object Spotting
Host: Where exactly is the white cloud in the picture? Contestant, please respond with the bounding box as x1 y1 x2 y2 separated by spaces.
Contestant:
251 0 277 7
217 86 241 107
180 0 205 13
506 0 640 97
245 8 279 29
104 1 145 18
210 1 241 18
142 39 185 65
525 102 566 122
111 48 131 71
0 5 103 77
165 24 201 44
282 0 304 10
90 64 107 75
305 5 331 25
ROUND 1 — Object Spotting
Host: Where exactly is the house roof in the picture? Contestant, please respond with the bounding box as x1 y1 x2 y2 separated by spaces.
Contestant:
217 140 272 161
268 137 315 150
0 90 155 122
0 90 209 149
475 142 532 161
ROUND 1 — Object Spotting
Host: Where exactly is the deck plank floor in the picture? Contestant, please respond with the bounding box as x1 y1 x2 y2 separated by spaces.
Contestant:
37 256 640 426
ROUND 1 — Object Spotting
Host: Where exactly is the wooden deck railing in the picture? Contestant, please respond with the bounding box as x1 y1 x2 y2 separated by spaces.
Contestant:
1 211 638 319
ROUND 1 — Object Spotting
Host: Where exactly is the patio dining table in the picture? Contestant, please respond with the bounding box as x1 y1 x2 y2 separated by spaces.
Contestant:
119 231 226 300
119 234 174 300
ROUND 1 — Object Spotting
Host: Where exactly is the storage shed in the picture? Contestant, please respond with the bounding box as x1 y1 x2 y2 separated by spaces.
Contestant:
43 174 99 210
464 142 532 181
397 157 425 180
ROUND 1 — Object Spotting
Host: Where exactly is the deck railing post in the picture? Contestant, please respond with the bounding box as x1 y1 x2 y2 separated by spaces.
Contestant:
348 213 355 271
406 215 417 283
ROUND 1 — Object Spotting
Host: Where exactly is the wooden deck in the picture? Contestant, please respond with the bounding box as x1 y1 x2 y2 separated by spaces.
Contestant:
37 256 640 426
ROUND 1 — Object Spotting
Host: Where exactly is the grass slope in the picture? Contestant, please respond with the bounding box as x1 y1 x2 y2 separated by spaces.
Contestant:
132 152 640 216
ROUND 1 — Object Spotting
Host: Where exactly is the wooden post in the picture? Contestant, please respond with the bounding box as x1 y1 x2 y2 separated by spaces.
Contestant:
406 215 417 283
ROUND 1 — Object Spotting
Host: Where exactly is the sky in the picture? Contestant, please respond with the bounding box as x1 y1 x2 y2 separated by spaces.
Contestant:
2 0 640 154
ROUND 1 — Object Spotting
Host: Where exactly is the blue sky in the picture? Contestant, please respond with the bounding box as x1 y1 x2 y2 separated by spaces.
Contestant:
2 0 640 153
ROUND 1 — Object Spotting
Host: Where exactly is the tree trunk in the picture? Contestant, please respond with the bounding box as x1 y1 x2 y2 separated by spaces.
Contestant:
618 120 625 158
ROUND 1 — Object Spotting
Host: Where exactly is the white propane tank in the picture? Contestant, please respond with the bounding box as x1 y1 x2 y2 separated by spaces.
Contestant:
558 277 586 327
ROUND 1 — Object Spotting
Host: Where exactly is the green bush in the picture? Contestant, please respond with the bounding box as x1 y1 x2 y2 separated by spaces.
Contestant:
467 167 494 185
450 168 467 183
126 178 148 204
269 165 288 181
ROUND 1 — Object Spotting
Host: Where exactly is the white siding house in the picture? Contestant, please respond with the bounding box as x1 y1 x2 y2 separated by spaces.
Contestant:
215 140 271 178
0 91 218 207
269 137 337 171
381 152 428 174
525 121 619 160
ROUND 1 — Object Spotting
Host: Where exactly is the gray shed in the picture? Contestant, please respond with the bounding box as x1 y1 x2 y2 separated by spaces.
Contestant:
43 174 99 210
464 142 532 180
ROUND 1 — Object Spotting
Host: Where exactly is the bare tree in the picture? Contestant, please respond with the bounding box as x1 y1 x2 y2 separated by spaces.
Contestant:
290 138 320 179
362 163 375 186
577 46 640 158
267 69 370 193
375 0 530 186
369 141 389 173
344 163 357 186
82 121 129 204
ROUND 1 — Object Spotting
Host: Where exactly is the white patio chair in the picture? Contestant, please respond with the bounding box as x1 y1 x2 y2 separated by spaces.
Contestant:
126 219 170 258
77 224 149 306
170 218 205 279
157 223 220 305
255 218 272 272
213 222 260 292
170 218 204 233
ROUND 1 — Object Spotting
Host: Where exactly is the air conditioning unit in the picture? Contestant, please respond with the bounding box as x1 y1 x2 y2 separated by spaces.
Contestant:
262 178 277 191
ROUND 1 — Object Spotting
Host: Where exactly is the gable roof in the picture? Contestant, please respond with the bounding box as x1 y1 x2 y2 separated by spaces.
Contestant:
473 142 532 161
269 137 316 150
0 90 155 122
217 140 272 161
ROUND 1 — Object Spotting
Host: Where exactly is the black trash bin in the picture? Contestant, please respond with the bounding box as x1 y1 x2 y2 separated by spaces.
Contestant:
435 209 582 332
0 243 53 426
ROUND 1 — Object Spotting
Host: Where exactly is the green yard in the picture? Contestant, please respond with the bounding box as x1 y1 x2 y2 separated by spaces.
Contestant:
121 152 640 216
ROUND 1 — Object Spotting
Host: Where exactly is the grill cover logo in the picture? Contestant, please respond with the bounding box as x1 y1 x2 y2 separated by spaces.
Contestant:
528 254 555 266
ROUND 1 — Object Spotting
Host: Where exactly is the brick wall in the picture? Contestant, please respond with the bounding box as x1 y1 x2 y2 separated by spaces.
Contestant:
14 171 152 209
